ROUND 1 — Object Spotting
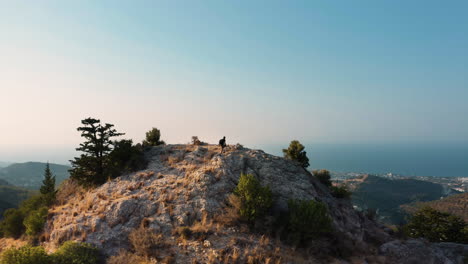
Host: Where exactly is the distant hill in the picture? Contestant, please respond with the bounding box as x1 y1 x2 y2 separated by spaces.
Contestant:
351 175 446 224
0 162 71 190
0 162 11 168
401 192 468 222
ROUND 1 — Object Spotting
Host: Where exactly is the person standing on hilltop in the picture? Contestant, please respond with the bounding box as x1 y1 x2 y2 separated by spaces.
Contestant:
219 136 226 153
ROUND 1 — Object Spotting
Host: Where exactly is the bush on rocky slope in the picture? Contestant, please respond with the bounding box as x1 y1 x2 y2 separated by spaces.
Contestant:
0 242 101 264
404 207 468 243
286 199 332 245
234 173 273 223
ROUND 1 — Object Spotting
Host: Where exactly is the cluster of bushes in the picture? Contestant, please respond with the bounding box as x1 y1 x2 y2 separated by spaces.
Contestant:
404 207 468 243
312 169 351 199
70 118 163 187
0 241 102 264
232 173 333 246
0 164 56 239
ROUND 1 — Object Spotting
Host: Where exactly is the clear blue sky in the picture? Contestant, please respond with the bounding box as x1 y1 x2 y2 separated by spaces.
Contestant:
0 1 467 163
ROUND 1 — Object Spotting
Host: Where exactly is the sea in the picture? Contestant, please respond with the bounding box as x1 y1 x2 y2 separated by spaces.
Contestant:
257 142 468 178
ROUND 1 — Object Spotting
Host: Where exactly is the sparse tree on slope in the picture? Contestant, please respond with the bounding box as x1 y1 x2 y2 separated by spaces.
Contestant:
70 118 124 186
283 140 310 168
40 163 56 205
142 127 165 146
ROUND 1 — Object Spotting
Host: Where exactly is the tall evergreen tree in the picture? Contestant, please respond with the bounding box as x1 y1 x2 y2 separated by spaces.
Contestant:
70 118 124 186
40 163 56 205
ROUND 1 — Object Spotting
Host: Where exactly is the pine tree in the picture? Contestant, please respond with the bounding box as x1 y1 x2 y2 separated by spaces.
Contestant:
40 162 56 206
283 140 310 168
70 118 124 186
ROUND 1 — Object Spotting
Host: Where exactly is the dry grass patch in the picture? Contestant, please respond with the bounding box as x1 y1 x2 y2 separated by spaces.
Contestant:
215 194 242 227
56 179 85 206
128 226 170 258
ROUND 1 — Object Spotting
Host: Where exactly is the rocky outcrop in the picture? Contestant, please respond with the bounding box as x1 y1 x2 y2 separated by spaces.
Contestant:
41 144 464 263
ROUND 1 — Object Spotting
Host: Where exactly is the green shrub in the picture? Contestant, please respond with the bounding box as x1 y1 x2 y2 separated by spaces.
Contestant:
107 139 147 178
1 208 25 238
0 194 47 238
287 199 332 245
313 169 332 187
142 128 165 146
23 207 48 237
404 207 467 243
51 241 101 264
282 140 309 168
330 185 352 199
234 173 273 223
0 246 50 264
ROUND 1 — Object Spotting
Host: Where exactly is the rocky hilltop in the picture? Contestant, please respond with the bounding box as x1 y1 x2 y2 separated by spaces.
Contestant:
41 144 466 263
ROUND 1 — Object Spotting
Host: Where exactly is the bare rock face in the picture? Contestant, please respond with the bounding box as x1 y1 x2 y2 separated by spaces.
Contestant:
379 239 468 264
44 144 391 259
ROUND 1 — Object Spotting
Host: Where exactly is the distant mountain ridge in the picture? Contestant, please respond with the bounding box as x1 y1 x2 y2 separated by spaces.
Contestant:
0 162 70 190
0 162 11 168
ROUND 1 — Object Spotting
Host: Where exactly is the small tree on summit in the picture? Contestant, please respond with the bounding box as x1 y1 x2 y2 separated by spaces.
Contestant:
283 140 309 168
70 118 124 186
40 163 56 206
142 128 165 146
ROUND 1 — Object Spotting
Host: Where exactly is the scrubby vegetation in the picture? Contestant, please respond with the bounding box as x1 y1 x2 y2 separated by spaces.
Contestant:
313 169 332 187
107 139 147 179
51 241 102 264
107 226 171 264
404 207 468 243
286 199 333 245
142 127 165 147
233 173 273 223
191 136 206 146
401 192 468 222
0 242 101 264
312 169 351 199
330 185 352 199
0 245 50 264
283 140 309 168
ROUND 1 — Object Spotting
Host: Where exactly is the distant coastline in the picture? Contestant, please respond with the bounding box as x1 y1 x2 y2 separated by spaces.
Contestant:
259 142 468 178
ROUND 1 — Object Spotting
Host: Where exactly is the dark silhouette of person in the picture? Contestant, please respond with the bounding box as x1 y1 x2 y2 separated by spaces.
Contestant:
219 136 226 153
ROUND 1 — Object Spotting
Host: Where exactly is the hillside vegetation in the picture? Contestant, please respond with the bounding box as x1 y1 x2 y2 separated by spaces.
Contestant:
351 175 446 224
401 192 468 222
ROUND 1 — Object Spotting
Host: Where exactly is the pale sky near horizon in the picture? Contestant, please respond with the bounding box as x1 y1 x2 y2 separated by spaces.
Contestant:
1 1 467 163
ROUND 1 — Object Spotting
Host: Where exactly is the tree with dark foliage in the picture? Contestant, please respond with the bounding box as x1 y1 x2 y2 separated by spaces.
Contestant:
142 127 165 146
40 163 56 206
70 118 124 186
283 140 309 168
107 139 147 178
